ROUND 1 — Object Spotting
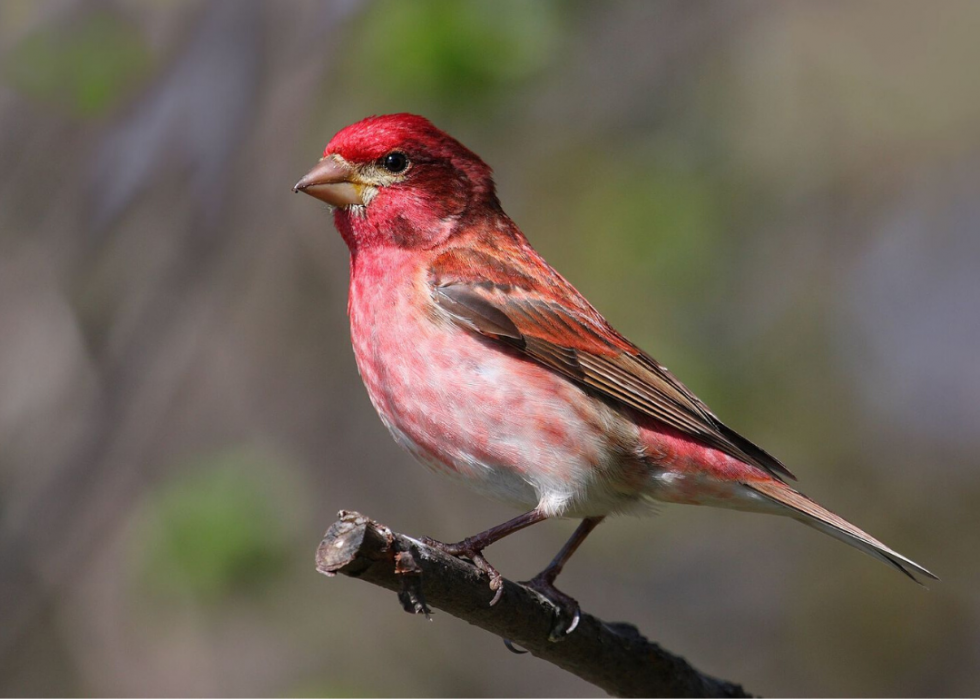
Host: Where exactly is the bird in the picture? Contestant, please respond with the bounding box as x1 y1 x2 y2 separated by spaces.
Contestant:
293 113 935 635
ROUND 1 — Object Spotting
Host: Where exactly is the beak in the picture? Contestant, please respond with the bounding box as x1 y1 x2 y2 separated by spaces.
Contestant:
293 155 364 207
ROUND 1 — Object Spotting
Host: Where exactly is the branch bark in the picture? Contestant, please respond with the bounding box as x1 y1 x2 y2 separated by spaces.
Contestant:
316 511 751 698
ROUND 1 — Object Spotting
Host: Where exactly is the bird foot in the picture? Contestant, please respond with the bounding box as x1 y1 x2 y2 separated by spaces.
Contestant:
523 573 581 642
420 536 504 606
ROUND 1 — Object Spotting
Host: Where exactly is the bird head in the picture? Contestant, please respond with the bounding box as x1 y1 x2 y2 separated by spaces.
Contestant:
294 114 500 251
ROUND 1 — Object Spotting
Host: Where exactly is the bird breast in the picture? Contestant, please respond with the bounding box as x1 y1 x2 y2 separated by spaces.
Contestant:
346 246 654 517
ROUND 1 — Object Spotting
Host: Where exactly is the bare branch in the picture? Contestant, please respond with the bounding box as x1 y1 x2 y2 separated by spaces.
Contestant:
316 511 751 698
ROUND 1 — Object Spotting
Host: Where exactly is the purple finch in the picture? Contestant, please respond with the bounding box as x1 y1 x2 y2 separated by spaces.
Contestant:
295 114 935 633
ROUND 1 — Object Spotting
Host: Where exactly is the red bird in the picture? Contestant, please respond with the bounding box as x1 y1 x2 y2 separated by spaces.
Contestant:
295 114 935 633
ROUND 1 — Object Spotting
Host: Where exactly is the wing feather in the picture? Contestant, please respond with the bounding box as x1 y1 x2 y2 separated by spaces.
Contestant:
430 247 795 482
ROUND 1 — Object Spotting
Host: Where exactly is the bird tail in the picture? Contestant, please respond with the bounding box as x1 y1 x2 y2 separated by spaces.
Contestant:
745 479 938 584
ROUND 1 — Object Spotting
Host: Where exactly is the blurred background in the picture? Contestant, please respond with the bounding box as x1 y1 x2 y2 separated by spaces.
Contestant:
1 1 978 696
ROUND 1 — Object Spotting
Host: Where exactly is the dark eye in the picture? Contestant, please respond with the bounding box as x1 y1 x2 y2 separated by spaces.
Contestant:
381 151 409 174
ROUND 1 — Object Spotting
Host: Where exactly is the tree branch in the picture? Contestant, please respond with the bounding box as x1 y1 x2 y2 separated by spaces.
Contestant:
315 511 751 698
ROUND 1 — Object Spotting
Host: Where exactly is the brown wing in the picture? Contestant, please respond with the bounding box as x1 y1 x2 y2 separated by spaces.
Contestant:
430 246 795 482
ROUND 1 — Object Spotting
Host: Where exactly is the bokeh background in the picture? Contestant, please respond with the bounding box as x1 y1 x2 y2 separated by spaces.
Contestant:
1 1 978 696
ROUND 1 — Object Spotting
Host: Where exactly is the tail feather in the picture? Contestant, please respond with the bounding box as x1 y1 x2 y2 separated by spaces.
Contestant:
746 480 938 584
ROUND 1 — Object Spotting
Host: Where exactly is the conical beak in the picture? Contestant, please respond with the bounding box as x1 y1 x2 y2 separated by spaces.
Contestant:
293 156 364 207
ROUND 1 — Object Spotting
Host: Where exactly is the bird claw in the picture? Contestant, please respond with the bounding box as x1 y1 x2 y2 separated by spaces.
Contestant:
503 638 528 654
523 574 582 642
420 536 504 606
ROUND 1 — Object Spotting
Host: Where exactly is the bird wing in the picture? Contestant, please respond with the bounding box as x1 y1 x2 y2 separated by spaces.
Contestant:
429 245 795 482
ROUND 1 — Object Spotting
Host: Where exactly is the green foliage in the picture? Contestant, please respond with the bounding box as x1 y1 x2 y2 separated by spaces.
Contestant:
575 150 723 297
357 0 561 103
4 9 150 117
134 449 295 602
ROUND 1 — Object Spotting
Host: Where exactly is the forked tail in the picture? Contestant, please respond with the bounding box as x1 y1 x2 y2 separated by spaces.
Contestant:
746 480 938 583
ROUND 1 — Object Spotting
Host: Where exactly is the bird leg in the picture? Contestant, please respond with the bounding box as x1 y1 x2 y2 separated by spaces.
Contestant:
421 509 549 605
524 516 605 640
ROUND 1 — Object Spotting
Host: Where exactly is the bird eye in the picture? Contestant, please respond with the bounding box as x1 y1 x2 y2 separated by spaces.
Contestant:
381 151 409 174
